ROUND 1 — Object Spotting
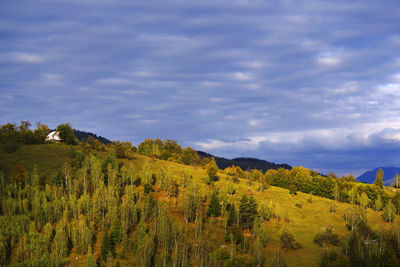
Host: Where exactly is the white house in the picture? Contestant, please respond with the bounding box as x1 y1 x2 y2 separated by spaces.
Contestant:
46 131 61 142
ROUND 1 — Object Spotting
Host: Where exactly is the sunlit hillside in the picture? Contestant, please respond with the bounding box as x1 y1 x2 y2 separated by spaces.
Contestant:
1 134 400 267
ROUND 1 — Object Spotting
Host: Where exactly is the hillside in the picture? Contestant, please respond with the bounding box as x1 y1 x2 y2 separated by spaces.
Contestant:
357 167 400 186
0 143 74 178
197 151 291 172
1 142 400 266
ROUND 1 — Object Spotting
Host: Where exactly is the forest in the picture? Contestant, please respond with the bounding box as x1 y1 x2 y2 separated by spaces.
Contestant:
1 121 400 266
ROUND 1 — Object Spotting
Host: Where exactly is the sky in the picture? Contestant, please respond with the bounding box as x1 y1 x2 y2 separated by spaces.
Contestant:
1 0 400 176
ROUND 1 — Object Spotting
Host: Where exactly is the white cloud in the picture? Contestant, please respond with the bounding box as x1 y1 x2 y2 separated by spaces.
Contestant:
1 52 45 64
392 73 400 82
316 53 341 66
232 72 252 81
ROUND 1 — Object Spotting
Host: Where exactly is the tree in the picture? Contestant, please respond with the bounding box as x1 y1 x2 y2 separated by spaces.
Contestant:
375 194 382 211
279 225 301 250
101 232 113 261
110 220 122 245
206 158 219 182
157 207 172 266
183 190 197 224
12 165 26 184
271 248 287 267
207 191 221 217
86 246 96 267
239 194 258 230
374 168 384 188
227 203 237 226
393 173 400 188
313 226 340 247
34 122 51 143
383 200 396 223
359 192 369 209
180 147 200 165
56 123 77 145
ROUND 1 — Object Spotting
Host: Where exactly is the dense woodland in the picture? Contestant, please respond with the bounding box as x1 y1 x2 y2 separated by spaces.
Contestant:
1 121 400 266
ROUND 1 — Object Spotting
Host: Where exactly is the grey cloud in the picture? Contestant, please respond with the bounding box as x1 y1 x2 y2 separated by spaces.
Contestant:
1 0 399 174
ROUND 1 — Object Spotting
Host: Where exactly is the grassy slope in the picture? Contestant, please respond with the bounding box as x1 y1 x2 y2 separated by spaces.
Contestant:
2 145 397 266
119 151 395 267
0 144 73 178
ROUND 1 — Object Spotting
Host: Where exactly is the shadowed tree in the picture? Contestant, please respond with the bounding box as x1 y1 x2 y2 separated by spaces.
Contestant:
207 191 221 217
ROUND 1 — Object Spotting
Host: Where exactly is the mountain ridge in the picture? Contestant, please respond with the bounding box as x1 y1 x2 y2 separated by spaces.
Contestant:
197 150 291 172
357 166 400 186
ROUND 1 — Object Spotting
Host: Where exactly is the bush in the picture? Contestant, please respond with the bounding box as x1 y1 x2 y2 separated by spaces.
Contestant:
279 225 301 249
295 203 302 208
313 226 340 247
144 183 153 194
289 185 297 195
133 177 141 187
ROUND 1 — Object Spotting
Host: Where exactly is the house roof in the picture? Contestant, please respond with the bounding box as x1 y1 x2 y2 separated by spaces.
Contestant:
46 131 61 141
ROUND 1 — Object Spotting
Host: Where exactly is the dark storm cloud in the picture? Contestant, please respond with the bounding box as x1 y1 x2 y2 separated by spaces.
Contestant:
1 0 400 175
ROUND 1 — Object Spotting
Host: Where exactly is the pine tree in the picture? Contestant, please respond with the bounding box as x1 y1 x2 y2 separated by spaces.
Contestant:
110 219 122 246
101 232 113 261
227 203 237 226
239 194 258 230
207 191 221 217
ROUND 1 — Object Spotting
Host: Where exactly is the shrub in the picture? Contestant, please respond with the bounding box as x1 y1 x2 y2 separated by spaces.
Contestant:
279 225 301 249
295 203 302 208
144 183 153 194
289 185 297 195
313 226 340 247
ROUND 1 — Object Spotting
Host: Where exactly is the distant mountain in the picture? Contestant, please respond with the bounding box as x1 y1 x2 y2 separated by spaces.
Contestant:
357 167 400 186
197 151 291 172
73 130 111 145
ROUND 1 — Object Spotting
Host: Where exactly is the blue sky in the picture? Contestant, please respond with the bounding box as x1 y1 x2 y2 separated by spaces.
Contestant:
1 0 400 176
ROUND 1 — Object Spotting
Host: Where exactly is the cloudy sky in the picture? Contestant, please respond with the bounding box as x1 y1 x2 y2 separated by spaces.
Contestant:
1 0 400 176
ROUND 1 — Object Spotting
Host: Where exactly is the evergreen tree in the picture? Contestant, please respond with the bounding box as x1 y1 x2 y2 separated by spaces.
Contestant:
101 232 113 261
227 203 237 226
110 219 122 246
207 191 221 217
374 168 384 188
239 194 258 230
